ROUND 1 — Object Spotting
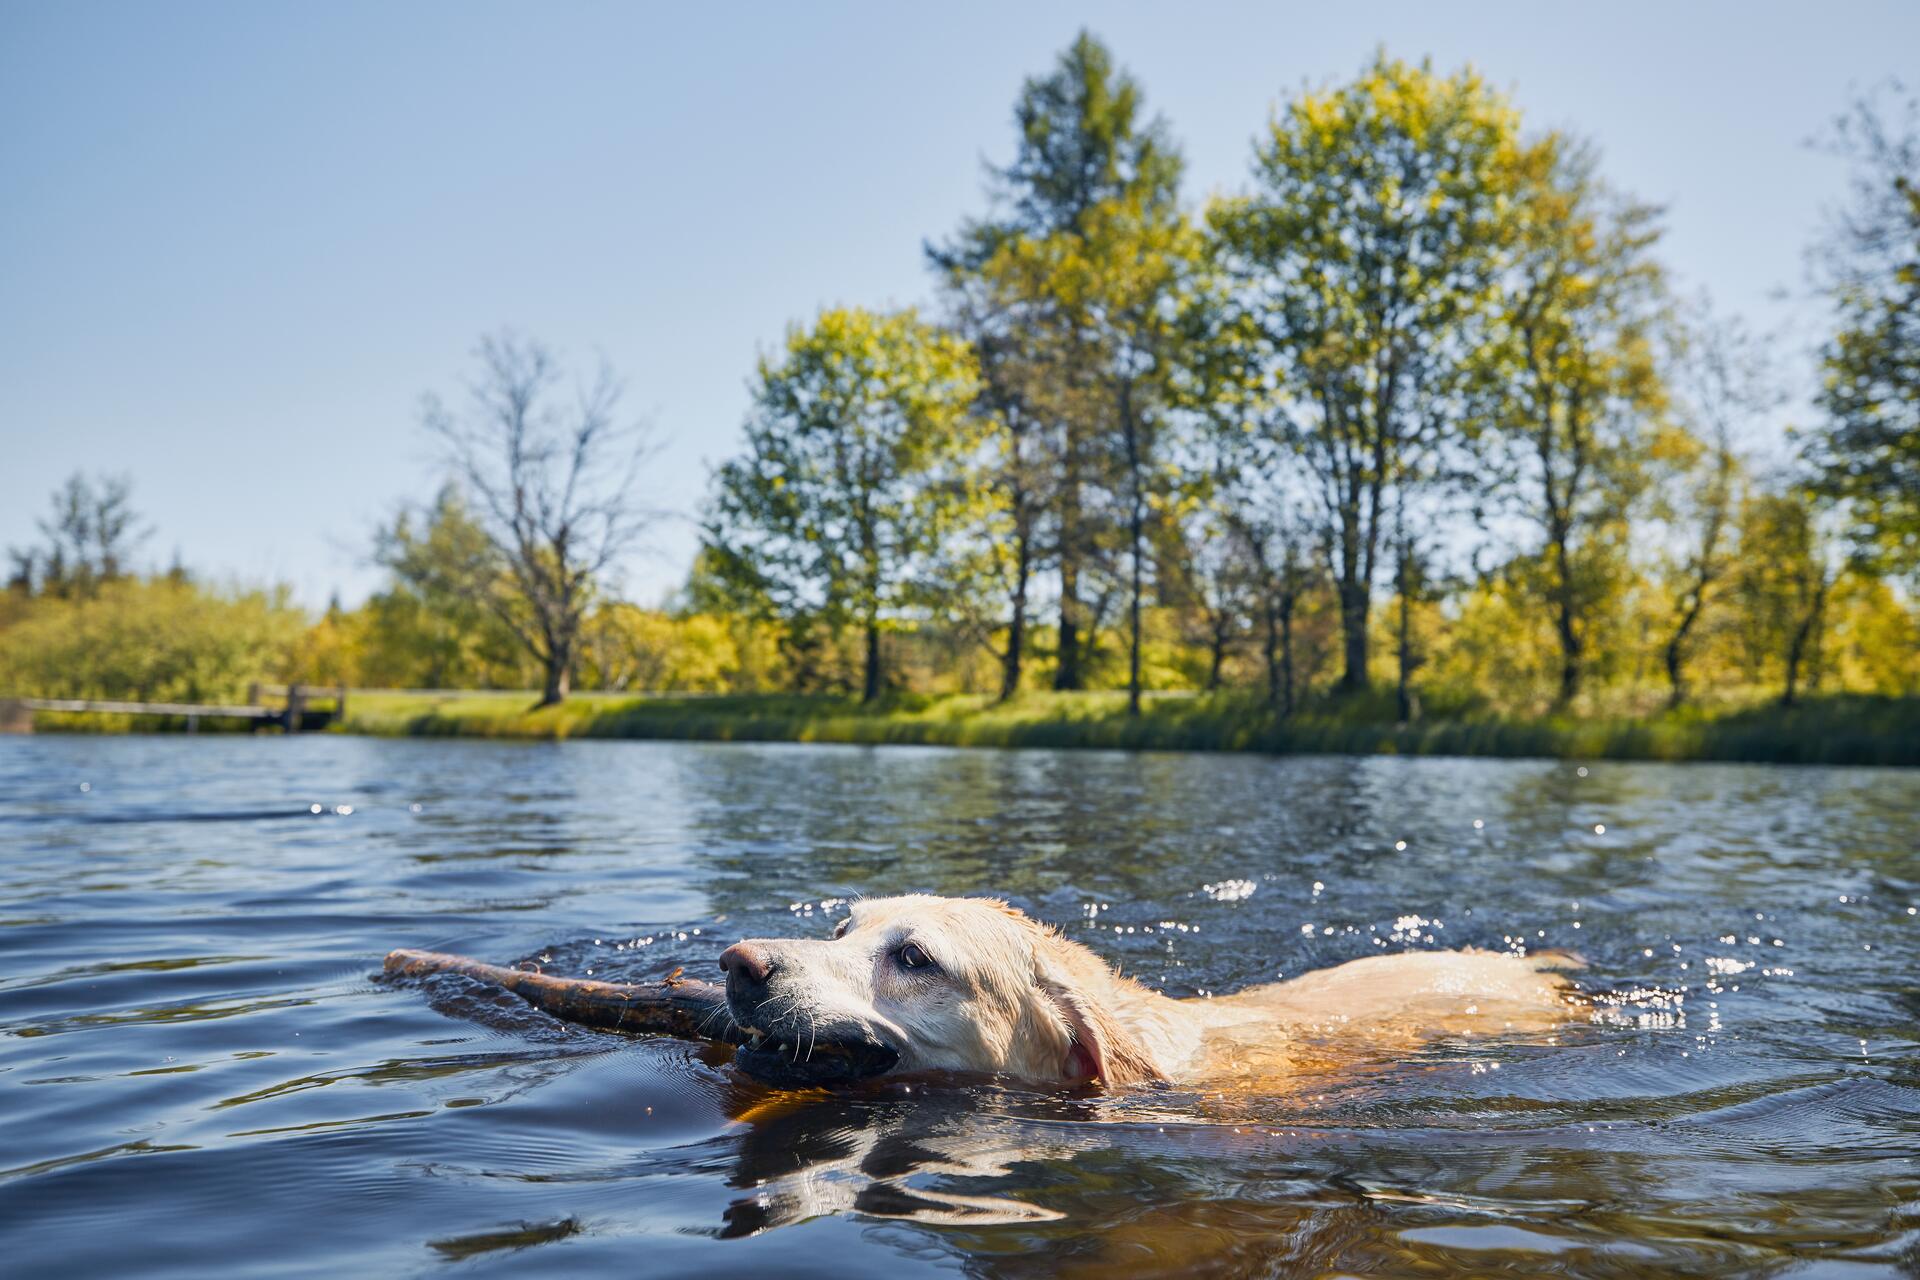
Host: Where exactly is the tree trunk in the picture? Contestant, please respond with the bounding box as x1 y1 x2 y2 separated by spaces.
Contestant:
1556 607 1582 707
539 641 571 707
862 621 883 704
1551 530 1582 708
1337 579 1369 694
1054 428 1084 692
1121 382 1145 718
1663 598 1703 710
1280 595 1296 718
1054 556 1082 691
1000 532 1029 702
1780 574 1829 708
1206 626 1226 692
1126 505 1143 718
1262 597 1281 709
1396 546 1416 724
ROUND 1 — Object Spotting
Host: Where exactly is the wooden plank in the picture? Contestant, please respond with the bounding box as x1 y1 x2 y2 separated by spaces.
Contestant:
21 698 276 719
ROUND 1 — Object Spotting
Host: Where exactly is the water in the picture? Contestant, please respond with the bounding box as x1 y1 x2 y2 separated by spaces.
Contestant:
2 736 1917 1277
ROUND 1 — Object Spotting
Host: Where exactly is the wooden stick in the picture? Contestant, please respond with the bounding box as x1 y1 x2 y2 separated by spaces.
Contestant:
383 948 745 1045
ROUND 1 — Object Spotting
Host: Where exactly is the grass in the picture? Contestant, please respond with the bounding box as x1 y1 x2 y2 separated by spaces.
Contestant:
308 687 1920 767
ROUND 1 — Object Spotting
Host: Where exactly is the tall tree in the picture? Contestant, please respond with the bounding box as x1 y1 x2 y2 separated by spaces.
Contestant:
1210 54 1533 693
424 332 658 706
938 266 1058 699
1483 139 1666 705
1805 85 1920 580
932 31 1183 694
1657 306 1767 707
705 307 982 703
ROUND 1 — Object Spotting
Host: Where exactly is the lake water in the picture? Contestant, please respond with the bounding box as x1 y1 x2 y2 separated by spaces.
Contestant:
2 736 1917 1277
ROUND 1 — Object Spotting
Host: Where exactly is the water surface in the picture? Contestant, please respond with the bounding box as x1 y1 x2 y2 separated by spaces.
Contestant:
3 737 1917 1276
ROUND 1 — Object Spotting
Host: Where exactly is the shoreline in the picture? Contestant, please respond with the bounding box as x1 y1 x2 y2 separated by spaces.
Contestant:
17 690 1918 767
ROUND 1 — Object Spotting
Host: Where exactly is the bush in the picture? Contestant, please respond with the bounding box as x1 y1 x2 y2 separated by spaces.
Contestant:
0 579 306 703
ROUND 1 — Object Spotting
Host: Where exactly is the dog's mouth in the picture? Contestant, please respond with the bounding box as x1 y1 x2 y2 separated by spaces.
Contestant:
731 1025 900 1087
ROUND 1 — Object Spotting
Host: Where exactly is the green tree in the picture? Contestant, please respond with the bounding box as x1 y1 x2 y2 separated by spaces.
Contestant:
1806 86 1919 579
1482 138 1666 706
933 31 1184 696
705 307 982 702
1731 486 1838 706
1655 304 1766 707
1210 53 1535 693
0 578 304 704
362 485 527 688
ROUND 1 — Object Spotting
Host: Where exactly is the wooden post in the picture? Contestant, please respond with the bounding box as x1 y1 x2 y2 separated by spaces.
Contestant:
0 699 32 735
284 685 305 732
335 684 347 723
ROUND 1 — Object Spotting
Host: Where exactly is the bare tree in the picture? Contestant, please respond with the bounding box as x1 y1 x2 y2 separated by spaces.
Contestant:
425 332 658 706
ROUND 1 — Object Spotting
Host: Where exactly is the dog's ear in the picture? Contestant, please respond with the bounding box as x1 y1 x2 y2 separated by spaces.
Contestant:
1039 969 1110 1081
1033 939 1157 1086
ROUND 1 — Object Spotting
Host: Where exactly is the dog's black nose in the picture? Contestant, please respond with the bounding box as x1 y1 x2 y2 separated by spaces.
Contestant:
720 942 777 1003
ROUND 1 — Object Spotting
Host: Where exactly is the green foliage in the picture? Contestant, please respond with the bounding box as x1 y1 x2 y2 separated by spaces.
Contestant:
705 306 984 699
0 578 305 703
359 486 528 688
1806 88 1920 579
1208 53 1537 691
1480 138 1667 703
933 30 1196 699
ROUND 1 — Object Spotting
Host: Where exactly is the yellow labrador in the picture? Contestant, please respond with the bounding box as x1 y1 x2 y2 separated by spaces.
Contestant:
719 894 1581 1088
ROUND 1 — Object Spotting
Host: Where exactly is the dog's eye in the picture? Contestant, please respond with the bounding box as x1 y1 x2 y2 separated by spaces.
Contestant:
895 942 935 972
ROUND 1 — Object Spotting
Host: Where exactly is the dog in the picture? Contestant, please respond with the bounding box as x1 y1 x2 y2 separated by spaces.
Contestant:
719 894 1582 1088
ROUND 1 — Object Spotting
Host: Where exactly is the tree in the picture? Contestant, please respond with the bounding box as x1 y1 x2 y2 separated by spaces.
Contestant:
1656 305 1767 707
937 264 1057 699
1173 266 1322 713
705 307 982 702
1162 487 1254 691
1732 485 1837 706
424 332 658 706
364 485 528 689
1211 53 1534 693
1482 138 1666 706
932 31 1184 695
1391 498 1431 723
8 472 148 598
1805 85 1920 580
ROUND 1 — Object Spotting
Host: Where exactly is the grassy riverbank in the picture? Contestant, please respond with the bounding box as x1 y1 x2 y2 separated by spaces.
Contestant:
236 687 1920 766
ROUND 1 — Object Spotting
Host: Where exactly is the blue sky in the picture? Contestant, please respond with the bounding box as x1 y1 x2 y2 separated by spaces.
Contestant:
4 2 1915 609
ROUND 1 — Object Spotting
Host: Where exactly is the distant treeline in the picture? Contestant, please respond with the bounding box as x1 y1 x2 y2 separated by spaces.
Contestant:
4 36 1916 721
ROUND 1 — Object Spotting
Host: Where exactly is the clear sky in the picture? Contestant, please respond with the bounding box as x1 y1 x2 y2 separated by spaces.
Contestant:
4 2 1916 609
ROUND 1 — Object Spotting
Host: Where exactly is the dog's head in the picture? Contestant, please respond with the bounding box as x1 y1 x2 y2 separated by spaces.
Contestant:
718 895 1158 1088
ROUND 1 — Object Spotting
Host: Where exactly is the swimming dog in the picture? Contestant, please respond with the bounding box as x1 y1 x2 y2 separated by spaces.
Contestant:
719 894 1581 1088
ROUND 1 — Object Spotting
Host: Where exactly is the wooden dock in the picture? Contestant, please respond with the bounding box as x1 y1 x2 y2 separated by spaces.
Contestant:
0 684 348 733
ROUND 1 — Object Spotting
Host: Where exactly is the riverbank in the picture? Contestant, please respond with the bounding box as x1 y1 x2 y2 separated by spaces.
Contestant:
321 689 1918 765
19 688 1916 765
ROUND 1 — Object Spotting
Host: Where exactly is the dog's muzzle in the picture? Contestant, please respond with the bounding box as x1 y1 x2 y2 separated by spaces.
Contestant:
719 941 899 1086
